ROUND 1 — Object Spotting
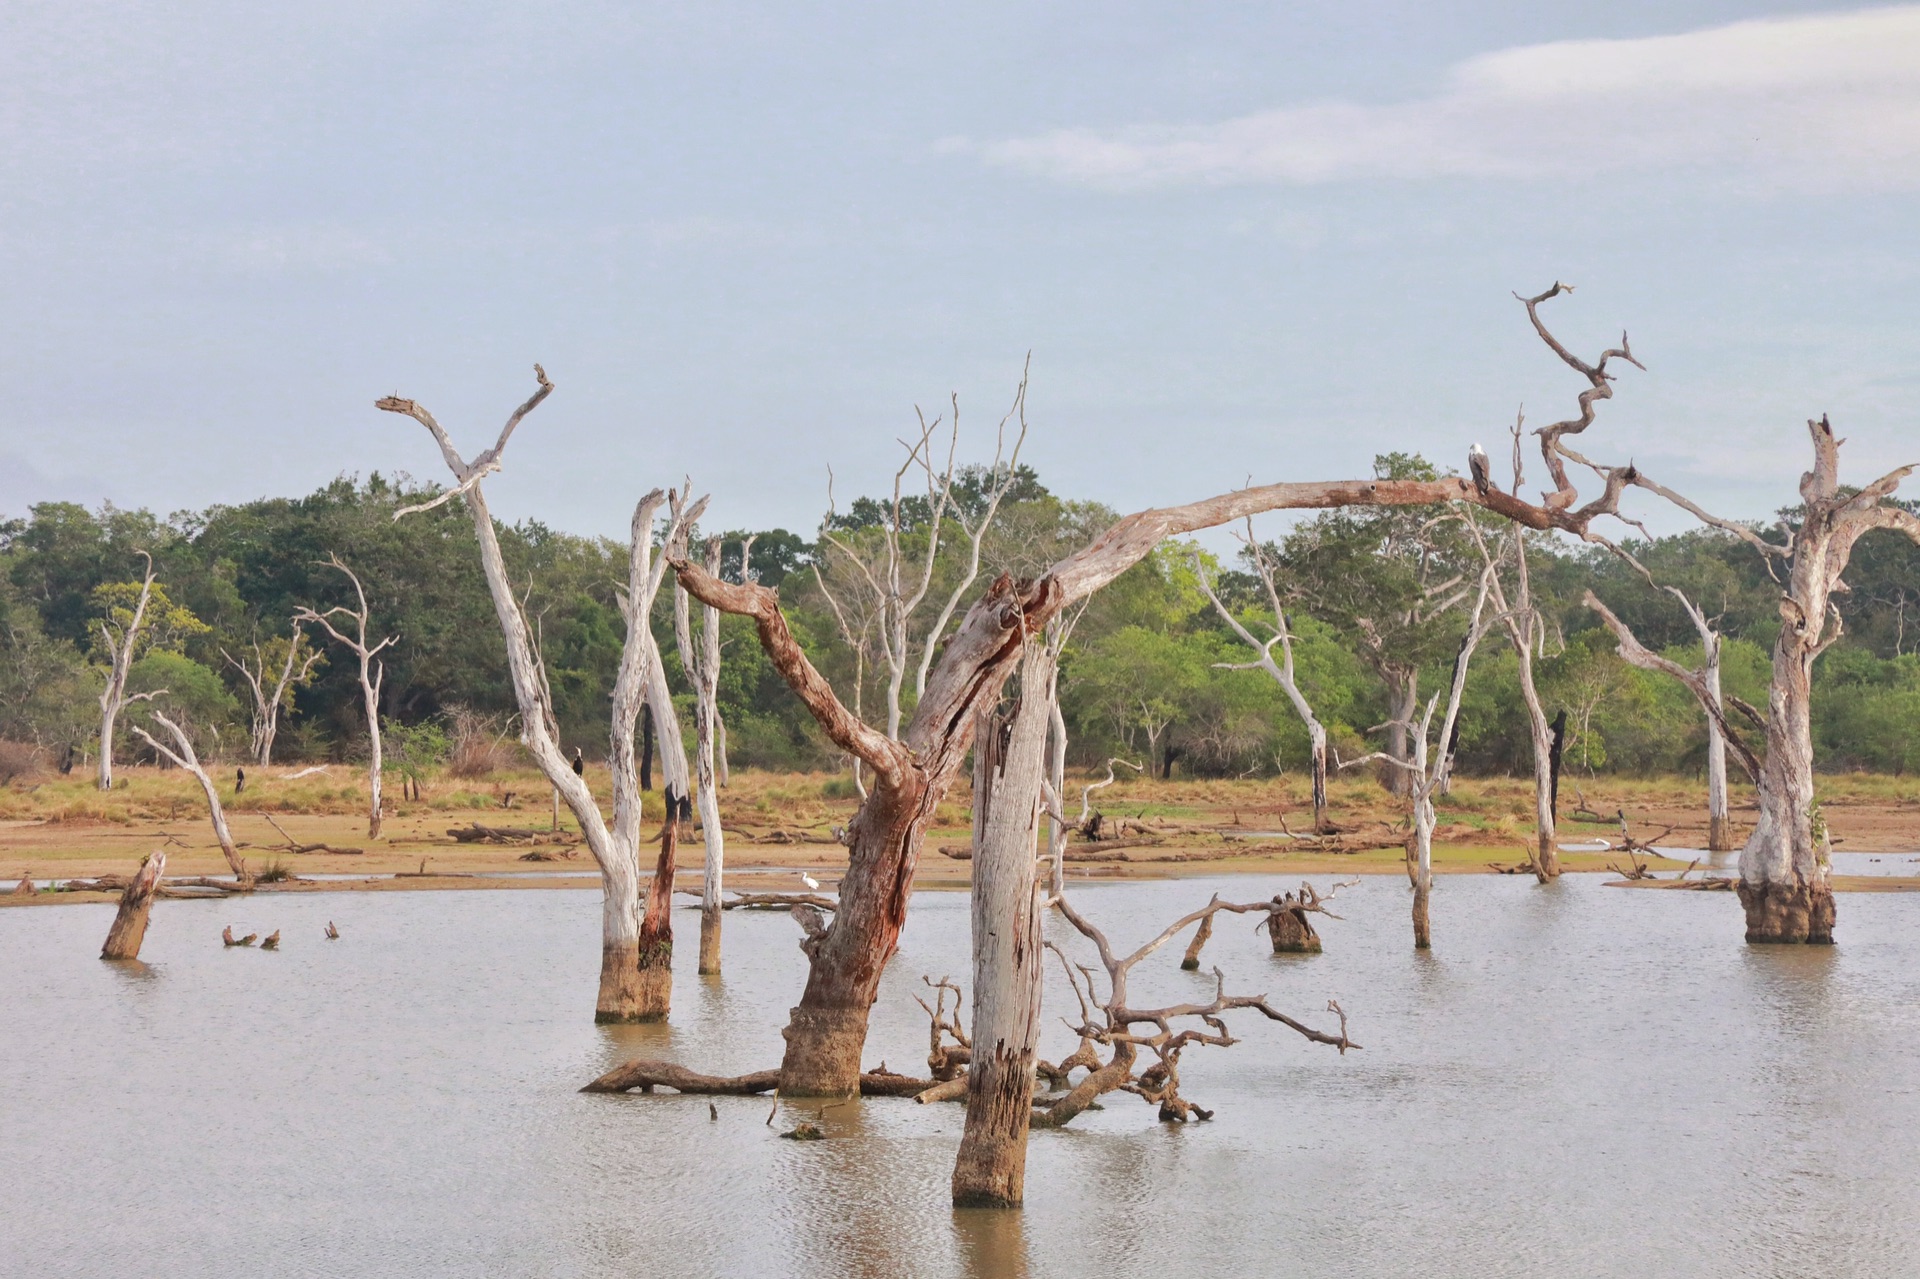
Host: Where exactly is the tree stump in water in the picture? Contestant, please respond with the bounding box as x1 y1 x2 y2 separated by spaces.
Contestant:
1267 900 1322 954
101 851 166 960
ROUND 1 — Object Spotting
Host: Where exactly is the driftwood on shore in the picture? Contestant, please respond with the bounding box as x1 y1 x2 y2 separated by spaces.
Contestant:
445 823 573 845
263 814 364 855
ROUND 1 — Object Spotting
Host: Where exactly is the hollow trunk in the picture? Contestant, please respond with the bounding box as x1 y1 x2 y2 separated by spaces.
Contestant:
101 852 165 960
953 645 1055 1207
633 822 678 1018
1268 906 1322 954
639 705 654 792
1410 796 1435 949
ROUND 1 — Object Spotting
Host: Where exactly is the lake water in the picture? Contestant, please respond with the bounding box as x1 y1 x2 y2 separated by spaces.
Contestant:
3 874 1917 1278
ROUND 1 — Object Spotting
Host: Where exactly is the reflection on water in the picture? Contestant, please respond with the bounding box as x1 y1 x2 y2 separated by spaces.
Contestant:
3 877 1918 1278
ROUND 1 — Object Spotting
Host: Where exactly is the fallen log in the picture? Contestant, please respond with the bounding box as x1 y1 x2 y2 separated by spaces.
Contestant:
263 814 364 855
445 823 570 845
581 1058 936 1097
101 851 166 960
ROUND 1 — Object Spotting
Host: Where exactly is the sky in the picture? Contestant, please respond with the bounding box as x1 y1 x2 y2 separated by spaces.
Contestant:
2 1 1917 548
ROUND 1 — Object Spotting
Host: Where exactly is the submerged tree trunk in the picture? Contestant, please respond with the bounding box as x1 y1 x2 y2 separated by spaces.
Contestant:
381 372 702 1020
1409 798 1434 950
101 851 166 960
953 643 1055 1208
1268 903 1322 953
677 535 728 976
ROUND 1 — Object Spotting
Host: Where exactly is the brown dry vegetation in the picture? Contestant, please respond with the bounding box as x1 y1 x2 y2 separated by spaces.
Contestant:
4 765 1917 905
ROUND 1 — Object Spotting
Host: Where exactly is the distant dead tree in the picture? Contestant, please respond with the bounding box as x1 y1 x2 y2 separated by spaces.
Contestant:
94 552 161 792
1461 420 1563 878
1194 528 1334 832
130 708 251 885
222 620 323 767
811 367 1031 790
1340 563 1495 947
674 523 728 974
295 556 397 838
1582 552 1738 851
381 367 706 1019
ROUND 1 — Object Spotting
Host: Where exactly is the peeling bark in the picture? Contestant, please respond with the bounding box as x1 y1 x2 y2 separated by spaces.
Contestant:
952 642 1055 1207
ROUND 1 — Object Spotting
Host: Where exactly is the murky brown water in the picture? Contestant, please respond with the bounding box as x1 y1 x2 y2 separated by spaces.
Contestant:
3 874 1917 1278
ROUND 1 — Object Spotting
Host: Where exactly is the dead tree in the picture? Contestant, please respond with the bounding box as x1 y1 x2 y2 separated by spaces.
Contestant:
222 621 323 767
1194 530 1333 832
813 369 1031 745
1031 889 1356 1131
95 552 161 791
951 638 1056 1206
1340 564 1495 948
295 556 397 838
101 851 166 960
1182 880 1356 962
670 470 1549 1094
1580 555 1736 850
381 367 706 1018
674 526 728 975
130 709 251 885
1461 430 1561 877
1581 417 1920 940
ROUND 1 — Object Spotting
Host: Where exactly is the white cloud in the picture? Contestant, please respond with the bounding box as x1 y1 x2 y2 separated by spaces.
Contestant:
974 6 1920 188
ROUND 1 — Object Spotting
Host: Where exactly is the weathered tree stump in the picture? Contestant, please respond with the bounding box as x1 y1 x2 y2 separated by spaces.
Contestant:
1267 904 1322 954
101 851 166 960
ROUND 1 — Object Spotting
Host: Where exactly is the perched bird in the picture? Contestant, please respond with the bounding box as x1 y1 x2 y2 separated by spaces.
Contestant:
709 1101 719 1121
260 930 280 951
800 872 822 892
235 766 247 794
324 920 340 940
571 747 585 778
1468 443 1492 494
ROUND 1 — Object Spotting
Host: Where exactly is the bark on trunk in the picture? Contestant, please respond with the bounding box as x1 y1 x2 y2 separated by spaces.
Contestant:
1385 673 1417 798
953 643 1054 1208
1410 798 1434 950
1705 658 1732 852
678 537 727 976
1309 726 1329 835
631 820 677 1018
101 851 165 960
1267 906 1322 954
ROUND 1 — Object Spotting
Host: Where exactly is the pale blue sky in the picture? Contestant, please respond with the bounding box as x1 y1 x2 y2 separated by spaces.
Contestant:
2 1 1916 544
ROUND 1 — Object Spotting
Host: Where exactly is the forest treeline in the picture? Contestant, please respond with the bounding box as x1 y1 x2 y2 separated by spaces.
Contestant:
4 456 1918 780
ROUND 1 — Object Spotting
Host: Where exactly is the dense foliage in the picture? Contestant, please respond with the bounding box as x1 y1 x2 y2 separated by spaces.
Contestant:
4 462 1917 778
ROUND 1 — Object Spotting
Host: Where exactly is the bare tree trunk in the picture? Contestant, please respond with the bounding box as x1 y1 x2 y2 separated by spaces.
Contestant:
101 851 166 960
224 623 320 768
1409 797 1434 950
680 459 1665 1091
1267 905 1322 953
1704 649 1732 852
953 642 1055 1207
381 371 703 1019
1309 723 1329 835
296 556 396 840
677 535 728 976
131 712 250 884
1384 673 1417 798
96 554 158 792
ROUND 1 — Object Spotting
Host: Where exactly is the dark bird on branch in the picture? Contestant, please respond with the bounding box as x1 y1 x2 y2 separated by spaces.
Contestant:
571 747 585 777
1468 443 1492 494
